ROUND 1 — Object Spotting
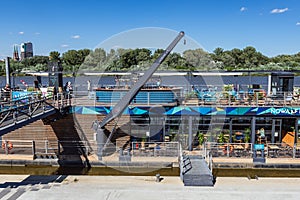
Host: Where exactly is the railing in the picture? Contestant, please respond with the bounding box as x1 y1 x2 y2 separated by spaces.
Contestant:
0 140 35 155
1 139 300 161
0 139 96 159
0 98 54 130
89 88 300 107
95 90 177 105
0 138 181 159
204 142 300 158
184 91 298 107
131 142 179 157
58 140 96 155
204 142 253 158
0 92 72 132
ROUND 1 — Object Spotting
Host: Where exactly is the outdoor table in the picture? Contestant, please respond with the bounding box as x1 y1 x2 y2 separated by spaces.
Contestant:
233 145 244 157
268 145 280 158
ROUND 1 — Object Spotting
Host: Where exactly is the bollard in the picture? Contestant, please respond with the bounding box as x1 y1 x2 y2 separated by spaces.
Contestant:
119 148 123 156
155 174 161 182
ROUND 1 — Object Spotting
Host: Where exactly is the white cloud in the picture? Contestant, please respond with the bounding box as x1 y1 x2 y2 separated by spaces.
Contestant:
61 44 69 48
19 31 24 35
271 8 288 14
71 35 80 39
35 32 40 35
297 22 300 26
240 7 247 12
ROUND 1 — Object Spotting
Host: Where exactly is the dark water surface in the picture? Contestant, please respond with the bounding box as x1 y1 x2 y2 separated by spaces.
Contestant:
2 75 300 91
0 165 180 176
1 164 299 177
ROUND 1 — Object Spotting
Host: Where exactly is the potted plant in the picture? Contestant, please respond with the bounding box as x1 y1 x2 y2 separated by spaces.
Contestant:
244 128 251 149
197 132 205 148
217 132 229 144
141 137 147 149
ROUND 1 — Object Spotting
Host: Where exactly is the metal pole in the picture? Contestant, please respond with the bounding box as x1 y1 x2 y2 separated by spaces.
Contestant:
267 75 271 96
279 119 282 142
32 141 36 158
57 141 60 156
163 117 166 142
229 118 233 143
4 140 8 155
188 116 193 151
5 57 11 86
251 117 256 146
294 119 298 145
45 140 48 154
100 31 185 129
271 119 275 143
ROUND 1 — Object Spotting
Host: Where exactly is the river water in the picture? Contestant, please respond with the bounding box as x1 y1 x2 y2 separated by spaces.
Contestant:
1 75 300 92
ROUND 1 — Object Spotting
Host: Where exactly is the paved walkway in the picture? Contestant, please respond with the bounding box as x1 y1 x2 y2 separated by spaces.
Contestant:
0 175 300 200
212 157 300 164
2 153 300 166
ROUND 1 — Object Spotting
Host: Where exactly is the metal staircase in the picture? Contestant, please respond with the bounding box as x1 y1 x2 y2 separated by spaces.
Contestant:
181 154 215 186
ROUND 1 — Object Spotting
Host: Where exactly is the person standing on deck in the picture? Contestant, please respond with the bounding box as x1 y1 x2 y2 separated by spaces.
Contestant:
1 84 11 101
87 80 91 94
259 128 265 139
258 128 265 144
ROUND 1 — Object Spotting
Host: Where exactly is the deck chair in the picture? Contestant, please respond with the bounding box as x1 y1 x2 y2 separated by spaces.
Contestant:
282 132 295 147
280 132 295 157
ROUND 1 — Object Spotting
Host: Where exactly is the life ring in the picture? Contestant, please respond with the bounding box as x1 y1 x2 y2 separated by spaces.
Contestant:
2 141 13 151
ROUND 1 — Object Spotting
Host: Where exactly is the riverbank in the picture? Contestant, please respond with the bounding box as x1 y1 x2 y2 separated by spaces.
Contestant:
1 175 300 199
2 154 300 178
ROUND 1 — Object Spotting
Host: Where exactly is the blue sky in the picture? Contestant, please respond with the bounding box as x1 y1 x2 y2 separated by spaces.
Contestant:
0 0 300 59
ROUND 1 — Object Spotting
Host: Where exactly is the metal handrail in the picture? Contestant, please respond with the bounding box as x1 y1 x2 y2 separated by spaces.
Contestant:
0 93 72 133
204 142 300 158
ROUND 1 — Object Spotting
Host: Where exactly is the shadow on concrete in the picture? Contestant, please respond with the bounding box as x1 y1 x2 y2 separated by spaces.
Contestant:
0 175 67 189
0 175 67 199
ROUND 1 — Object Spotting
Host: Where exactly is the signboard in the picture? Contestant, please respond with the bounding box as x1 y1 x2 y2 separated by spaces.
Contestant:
12 91 34 102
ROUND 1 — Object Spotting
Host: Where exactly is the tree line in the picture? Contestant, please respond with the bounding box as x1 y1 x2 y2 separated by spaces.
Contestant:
1 46 300 75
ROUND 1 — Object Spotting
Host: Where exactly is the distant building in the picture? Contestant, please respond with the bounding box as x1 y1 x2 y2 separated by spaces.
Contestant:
20 42 33 60
13 45 20 61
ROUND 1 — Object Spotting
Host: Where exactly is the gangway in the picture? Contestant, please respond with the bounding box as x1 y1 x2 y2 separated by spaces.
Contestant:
0 93 70 135
181 154 214 186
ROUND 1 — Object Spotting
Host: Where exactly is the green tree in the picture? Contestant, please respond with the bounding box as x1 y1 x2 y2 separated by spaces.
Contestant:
222 51 235 70
119 48 151 69
49 51 60 61
81 48 107 71
183 48 213 70
63 50 79 66
211 47 224 62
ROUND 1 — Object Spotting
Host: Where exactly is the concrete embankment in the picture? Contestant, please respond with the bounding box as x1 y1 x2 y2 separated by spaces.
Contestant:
213 157 300 178
0 155 179 176
2 155 300 177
